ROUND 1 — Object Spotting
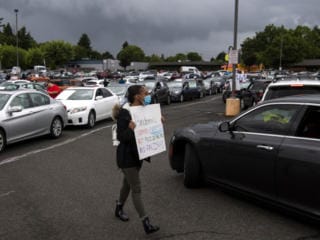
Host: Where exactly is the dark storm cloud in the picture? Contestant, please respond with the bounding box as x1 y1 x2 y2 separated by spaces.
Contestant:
1 0 319 60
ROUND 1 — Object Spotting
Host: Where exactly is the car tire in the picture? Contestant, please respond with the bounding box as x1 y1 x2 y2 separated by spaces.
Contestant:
179 94 184 103
0 129 6 153
166 95 171 105
50 117 63 138
87 111 96 129
184 143 202 188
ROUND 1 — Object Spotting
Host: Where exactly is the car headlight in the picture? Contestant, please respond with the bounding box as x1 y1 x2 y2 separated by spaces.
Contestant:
70 106 87 114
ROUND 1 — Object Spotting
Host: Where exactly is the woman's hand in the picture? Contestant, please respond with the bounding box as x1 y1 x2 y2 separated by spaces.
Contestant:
128 120 136 130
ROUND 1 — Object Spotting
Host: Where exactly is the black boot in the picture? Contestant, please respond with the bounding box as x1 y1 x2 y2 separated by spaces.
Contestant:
142 217 159 234
115 201 129 222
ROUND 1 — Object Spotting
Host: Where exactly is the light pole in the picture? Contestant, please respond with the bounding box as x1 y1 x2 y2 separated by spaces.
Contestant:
231 0 239 97
279 36 283 71
14 9 19 67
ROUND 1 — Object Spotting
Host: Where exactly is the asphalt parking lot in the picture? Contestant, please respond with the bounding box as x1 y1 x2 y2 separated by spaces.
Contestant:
0 95 319 240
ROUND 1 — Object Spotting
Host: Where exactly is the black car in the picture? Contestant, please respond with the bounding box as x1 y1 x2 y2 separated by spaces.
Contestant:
169 94 320 220
240 79 272 109
167 80 204 102
142 79 171 105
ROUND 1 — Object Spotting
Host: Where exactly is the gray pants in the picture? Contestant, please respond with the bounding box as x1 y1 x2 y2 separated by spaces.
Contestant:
119 167 146 218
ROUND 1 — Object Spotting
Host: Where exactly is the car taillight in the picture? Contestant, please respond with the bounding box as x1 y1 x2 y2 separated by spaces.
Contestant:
290 84 304 87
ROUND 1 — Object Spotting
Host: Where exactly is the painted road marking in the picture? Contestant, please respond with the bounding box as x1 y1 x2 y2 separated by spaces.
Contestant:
0 125 112 167
0 191 15 198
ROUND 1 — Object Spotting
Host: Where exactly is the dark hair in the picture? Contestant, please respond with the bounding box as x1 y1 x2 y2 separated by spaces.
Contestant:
127 85 144 103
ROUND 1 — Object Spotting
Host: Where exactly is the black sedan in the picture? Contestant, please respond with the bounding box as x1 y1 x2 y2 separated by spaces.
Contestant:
142 79 171 105
168 79 206 103
169 94 320 220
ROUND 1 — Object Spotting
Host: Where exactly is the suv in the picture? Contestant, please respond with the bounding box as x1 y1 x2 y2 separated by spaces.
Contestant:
261 79 320 101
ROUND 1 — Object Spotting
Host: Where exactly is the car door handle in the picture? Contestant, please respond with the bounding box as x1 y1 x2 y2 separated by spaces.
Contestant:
256 145 274 151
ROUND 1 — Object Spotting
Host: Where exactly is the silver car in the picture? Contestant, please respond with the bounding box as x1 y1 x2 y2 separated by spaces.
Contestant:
0 89 68 152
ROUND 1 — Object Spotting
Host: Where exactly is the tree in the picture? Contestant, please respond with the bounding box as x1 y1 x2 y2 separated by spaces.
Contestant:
117 45 145 70
187 52 202 61
122 41 129 49
0 23 15 46
26 47 45 68
0 45 27 69
216 51 226 63
148 54 163 62
40 40 74 69
77 33 92 51
101 51 114 59
18 26 37 50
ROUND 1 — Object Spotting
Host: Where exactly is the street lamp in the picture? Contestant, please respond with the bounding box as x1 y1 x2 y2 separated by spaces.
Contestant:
14 9 19 67
279 36 283 71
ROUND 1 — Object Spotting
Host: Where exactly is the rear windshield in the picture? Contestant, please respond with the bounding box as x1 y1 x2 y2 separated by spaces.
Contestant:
264 85 320 100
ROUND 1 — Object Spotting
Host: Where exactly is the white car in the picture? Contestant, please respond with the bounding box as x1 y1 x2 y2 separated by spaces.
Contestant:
261 79 320 101
84 79 105 87
56 87 119 128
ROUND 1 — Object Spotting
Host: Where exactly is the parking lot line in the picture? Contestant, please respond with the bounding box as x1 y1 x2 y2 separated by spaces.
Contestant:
0 125 112 167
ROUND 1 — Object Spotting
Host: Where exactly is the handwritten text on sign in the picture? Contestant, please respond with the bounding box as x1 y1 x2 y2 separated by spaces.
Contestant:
130 104 166 160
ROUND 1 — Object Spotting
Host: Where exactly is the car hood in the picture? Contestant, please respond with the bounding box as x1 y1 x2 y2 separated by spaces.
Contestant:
58 100 92 110
173 121 221 142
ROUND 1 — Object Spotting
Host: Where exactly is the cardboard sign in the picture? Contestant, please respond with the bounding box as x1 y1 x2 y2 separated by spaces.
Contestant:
130 104 166 160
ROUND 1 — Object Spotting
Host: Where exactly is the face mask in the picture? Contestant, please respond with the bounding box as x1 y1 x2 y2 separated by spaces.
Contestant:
143 95 152 105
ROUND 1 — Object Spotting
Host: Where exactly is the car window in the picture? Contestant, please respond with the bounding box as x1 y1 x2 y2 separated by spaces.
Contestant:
10 93 32 109
233 104 300 135
101 88 113 98
0 94 11 110
296 106 320 139
30 93 50 106
264 85 320 100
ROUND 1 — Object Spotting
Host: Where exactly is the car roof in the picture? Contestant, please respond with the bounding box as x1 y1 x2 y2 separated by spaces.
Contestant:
64 87 101 90
0 88 40 94
262 94 320 105
268 79 320 87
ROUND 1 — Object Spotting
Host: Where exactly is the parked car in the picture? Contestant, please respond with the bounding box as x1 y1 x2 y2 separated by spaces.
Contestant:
167 79 204 102
202 78 218 95
15 82 49 95
56 87 119 128
84 79 105 87
261 79 320 101
239 79 272 109
222 80 251 104
0 89 67 152
211 77 226 93
142 79 171 105
107 83 133 105
169 94 320 220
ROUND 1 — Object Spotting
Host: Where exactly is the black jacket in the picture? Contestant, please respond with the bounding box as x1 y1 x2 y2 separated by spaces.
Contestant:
115 107 142 169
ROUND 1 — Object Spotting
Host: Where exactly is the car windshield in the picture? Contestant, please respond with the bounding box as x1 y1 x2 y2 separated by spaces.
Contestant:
167 81 182 88
107 85 127 96
265 85 320 100
188 81 197 88
144 81 155 90
57 89 94 100
0 94 11 110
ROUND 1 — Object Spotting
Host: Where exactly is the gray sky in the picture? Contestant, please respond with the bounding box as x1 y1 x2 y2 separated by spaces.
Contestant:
0 0 319 60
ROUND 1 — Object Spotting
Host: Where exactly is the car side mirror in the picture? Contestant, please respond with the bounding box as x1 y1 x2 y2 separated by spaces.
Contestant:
8 105 23 113
218 121 231 132
95 96 103 100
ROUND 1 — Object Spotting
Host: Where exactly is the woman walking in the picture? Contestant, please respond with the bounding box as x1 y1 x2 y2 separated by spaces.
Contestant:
112 85 160 234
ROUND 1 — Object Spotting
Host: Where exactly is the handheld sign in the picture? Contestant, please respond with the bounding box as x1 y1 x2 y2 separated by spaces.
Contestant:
130 104 166 160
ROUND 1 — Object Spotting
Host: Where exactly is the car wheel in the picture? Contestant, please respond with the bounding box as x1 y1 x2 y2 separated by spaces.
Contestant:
166 95 171 105
87 111 96 128
0 129 6 153
50 117 63 138
179 94 184 103
184 143 202 188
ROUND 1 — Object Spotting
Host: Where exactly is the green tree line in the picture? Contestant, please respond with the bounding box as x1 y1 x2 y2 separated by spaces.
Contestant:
241 24 320 69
